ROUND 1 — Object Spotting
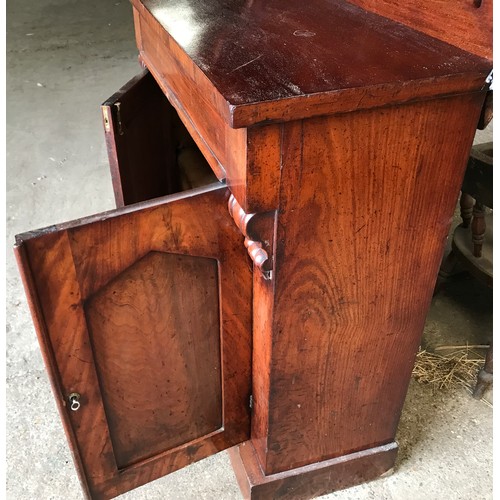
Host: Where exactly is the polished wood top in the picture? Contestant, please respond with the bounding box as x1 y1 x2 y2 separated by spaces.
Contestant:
139 0 491 111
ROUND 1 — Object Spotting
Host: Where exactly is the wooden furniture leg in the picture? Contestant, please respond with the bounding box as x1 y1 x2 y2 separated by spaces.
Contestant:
437 142 493 398
473 341 493 399
460 192 475 228
436 191 474 293
472 202 486 258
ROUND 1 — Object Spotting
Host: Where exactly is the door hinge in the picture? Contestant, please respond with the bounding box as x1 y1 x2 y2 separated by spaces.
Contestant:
115 102 123 135
102 106 111 132
249 394 253 410
485 69 493 90
102 102 124 135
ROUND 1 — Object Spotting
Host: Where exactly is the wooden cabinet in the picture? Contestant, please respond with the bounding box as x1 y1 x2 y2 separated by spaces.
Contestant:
15 0 492 499
15 181 253 498
15 71 252 498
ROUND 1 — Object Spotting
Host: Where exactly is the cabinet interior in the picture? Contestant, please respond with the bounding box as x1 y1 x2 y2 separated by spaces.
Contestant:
166 107 219 194
105 72 218 207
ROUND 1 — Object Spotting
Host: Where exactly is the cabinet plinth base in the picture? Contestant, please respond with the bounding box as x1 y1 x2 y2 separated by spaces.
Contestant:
229 441 398 500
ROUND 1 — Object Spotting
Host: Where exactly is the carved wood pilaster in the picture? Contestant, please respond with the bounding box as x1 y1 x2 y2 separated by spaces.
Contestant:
228 194 275 280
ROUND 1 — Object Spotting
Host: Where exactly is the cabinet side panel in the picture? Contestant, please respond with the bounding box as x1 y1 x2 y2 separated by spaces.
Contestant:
265 92 485 474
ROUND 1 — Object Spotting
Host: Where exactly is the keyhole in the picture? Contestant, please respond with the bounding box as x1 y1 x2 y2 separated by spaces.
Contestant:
68 393 81 411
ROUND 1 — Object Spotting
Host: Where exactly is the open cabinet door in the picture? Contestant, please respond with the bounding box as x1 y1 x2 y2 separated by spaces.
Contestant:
102 70 181 207
14 183 252 499
101 70 219 208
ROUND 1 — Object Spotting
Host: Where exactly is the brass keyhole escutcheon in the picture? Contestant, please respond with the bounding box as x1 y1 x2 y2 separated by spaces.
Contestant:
68 393 81 412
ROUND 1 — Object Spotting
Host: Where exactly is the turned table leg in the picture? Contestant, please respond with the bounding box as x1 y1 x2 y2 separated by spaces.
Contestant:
473 341 493 399
460 192 474 228
471 202 486 258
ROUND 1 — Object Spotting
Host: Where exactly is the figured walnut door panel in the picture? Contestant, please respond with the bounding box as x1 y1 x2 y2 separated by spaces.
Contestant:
15 183 252 499
85 252 222 469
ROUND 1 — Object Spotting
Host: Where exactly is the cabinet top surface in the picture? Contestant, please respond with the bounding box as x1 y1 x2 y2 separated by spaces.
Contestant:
138 0 490 108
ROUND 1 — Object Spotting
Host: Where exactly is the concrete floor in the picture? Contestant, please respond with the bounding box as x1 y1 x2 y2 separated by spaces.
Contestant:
6 1 493 499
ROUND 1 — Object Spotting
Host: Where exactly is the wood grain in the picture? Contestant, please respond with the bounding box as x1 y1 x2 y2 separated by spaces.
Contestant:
347 0 492 60
102 71 180 206
15 241 95 499
133 4 284 214
16 2 493 498
103 70 217 205
230 440 398 500
258 91 486 475
15 184 252 499
132 3 248 200
133 0 491 128
227 195 275 278
250 272 274 471
246 125 282 212
86 252 221 468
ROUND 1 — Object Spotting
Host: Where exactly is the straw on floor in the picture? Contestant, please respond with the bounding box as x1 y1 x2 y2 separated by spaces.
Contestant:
412 345 491 407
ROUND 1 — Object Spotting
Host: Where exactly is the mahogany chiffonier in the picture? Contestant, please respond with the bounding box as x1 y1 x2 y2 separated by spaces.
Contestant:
15 1 492 499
